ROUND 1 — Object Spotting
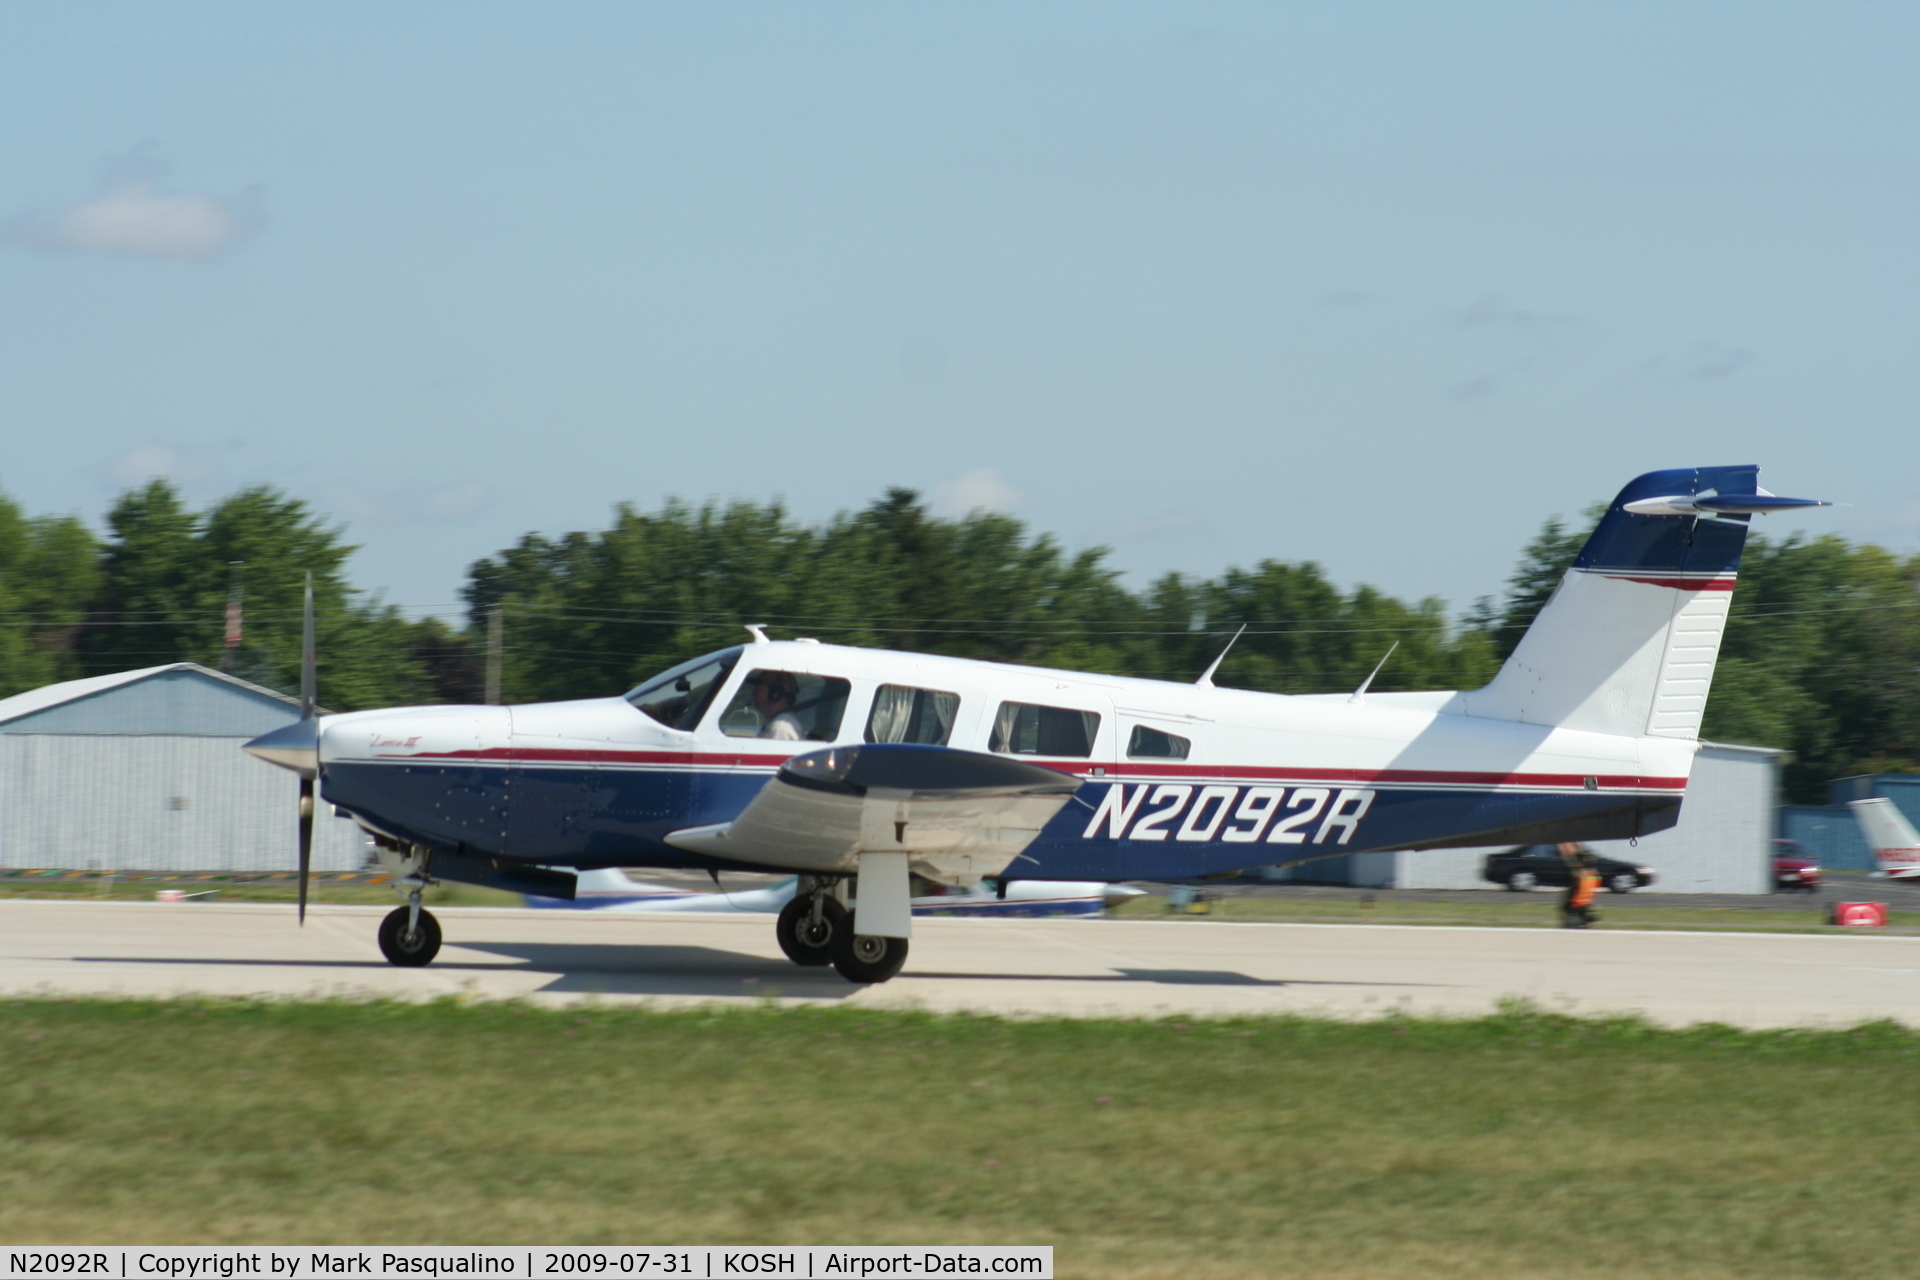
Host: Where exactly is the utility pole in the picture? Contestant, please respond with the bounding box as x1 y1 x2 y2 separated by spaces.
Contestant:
485 607 503 704
221 562 244 670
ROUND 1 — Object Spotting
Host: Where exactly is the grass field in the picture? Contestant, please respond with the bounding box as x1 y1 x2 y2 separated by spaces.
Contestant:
6 999 1920 1278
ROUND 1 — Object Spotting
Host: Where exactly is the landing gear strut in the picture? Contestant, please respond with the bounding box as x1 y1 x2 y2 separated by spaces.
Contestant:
372 846 443 967
775 877 909 983
378 900 442 966
776 879 848 966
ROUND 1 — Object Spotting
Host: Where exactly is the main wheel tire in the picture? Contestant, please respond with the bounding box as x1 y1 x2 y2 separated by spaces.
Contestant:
830 928 909 984
1607 873 1638 894
1507 871 1538 892
776 894 847 966
378 906 442 967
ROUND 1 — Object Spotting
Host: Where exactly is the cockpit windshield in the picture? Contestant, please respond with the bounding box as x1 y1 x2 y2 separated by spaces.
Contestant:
623 647 743 731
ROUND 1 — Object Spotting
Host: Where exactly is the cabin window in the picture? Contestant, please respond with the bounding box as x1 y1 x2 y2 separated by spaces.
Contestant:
717 670 852 741
1126 724 1192 760
625 647 742 731
989 701 1101 758
865 685 961 746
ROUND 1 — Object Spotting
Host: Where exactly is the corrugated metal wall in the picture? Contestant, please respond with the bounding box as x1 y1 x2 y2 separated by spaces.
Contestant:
0 735 367 872
1394 744 1777 893
1779 806 1873 869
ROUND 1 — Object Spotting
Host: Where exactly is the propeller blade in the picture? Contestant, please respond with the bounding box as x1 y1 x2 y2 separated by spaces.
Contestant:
298 776 314 925
298 572 316 925
299 572 316 721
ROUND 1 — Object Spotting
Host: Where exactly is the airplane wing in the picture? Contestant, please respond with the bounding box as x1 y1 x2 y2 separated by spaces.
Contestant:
664 743 1081 883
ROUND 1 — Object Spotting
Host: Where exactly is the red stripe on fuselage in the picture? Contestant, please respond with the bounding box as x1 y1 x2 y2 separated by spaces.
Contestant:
357 747 1685 792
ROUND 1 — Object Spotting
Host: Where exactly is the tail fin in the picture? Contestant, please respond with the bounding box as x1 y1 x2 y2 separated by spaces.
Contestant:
1462 465 1828 739
1850 798 1920 877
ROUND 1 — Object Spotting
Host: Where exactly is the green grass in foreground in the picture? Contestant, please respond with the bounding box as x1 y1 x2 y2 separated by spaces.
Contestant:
5 1001 1920 1279
1110 893 1919 933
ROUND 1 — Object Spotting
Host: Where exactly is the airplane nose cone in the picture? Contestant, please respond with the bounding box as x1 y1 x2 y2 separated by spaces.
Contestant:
244 718 320 776
1102 883 1148 910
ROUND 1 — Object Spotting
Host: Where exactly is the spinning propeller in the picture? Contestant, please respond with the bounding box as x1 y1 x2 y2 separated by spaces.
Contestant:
240 573 321 923
297 573 316 923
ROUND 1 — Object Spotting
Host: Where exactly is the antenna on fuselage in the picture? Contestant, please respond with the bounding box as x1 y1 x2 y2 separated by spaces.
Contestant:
745 624 769 644
1194 624 1246 688
1348 641 1399 704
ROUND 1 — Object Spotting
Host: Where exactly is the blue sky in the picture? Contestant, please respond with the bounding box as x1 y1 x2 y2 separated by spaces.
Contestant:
2 2 1913 619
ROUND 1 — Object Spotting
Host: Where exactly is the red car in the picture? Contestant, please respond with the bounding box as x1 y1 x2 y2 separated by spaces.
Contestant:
1773 839 1821 893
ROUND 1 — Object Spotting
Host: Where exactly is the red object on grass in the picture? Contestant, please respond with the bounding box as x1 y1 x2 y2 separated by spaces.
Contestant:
1831 902 1888 927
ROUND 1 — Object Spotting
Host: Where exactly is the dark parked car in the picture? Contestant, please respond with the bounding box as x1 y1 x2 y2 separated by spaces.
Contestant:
1482 845 1657 894
1772 838 1822 893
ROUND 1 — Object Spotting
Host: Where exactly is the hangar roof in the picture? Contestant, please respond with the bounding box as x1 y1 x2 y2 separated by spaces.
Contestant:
0 663 315 737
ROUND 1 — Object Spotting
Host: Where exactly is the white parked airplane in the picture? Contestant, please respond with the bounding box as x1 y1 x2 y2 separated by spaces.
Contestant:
1850 798 1920 878
524 867 1144 916
245 465 1827 982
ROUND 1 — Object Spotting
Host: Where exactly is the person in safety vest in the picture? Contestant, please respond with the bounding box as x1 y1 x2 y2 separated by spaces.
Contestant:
1559 842 1602 929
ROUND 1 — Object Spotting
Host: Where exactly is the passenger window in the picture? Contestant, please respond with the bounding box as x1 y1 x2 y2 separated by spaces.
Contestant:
989 701 1101 758
1127 725 1191 760
865 685 961 746
718 670 852 741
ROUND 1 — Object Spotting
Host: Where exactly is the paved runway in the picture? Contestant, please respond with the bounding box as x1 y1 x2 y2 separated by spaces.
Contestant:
4 899 1918 1028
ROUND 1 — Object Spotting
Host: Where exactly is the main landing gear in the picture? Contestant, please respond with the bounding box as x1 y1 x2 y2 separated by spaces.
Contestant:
776 877 909 984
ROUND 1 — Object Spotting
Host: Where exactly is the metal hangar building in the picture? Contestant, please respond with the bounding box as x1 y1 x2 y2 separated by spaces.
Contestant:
0 663 366 872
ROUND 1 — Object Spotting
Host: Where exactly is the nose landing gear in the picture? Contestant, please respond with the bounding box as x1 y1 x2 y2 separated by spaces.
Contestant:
372 846 443 967
377 898 442 966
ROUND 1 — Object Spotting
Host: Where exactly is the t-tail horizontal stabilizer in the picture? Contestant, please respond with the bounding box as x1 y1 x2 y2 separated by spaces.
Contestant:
1461 465 1830 740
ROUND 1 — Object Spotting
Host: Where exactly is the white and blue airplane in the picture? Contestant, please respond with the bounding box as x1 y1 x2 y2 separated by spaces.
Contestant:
245 465 1827 982
522 867 1144 916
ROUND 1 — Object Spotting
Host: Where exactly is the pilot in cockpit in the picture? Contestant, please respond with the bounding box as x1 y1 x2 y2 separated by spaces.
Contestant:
745 671 806 740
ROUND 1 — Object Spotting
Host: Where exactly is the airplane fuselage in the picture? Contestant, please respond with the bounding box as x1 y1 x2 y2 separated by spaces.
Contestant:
315 640 1692 883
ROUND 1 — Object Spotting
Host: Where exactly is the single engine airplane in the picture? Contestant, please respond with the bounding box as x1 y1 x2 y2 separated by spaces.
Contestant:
244 465 1828 982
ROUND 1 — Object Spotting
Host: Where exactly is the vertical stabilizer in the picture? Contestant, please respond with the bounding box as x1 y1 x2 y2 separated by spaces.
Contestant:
1461 466 1826 739
1850 798 1920 878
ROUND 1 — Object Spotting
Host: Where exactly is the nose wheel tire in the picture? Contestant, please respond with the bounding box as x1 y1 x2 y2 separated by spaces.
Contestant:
776 894 848 966
378 906 443 967
830 926 909 984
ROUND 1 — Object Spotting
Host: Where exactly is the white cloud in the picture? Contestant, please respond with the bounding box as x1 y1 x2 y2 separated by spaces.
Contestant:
9 175 260 260
928 468 1026 517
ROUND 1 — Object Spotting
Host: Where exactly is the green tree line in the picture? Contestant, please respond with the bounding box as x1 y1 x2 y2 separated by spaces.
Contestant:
3 479 1915 801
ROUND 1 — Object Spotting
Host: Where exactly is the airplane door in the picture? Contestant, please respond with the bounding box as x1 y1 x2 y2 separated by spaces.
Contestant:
981 686 1118 880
